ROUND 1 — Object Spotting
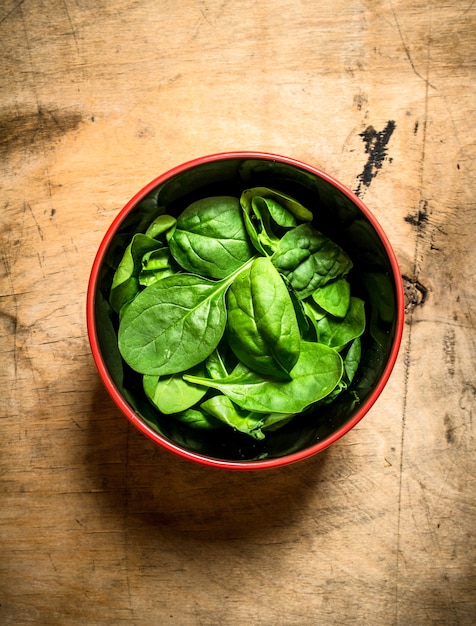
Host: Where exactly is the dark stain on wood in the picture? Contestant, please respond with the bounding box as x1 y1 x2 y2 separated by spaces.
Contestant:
444 414 455 444
405 200 429 229
443 328 456 377
0 107 84 157
354 120 396 197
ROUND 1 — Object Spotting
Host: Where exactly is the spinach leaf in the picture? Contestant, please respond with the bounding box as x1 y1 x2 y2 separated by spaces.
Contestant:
300 301 321 341
226 257 300 379
109 187 368 441
184 341 343 414
201 395 266 440
271 223 353 300
109 234 163 313
205 347 230 379
240 195 295 256
316 296 366 351
241 187 313 223
287 285 312 340
256 196 297 229
241 197 278 256
343 336 361 383
168 196 255 279
143 367 208 415
118 260 254 376
95 290 125 388
173 407 223 430
144 214 176 240
303 299 327 322
240 187 310 257
315 338 362 407
139 247 178 287
312 277 351 318
261 412 295 431
361 272 395 324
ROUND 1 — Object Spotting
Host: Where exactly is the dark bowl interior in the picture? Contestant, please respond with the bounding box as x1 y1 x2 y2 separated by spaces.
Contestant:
90 154 403 466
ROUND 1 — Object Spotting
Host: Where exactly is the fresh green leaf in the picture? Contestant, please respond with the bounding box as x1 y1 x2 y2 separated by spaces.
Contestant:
200 395 266 440
261 412 295 431
205 347 230 379
343 336 361 384
240 187 304 257
316 297 366 351
287 284 312 339
109 234 163 313
173 408 223 430
271 223 353 300
314 379 347 406
145 214 176 240
226 257 300 378
314 337 363 407
143 368 208 415
361 272 395 324
247 197 281 254
139 247 178 287
312 277 351 318
184 341 343 414
118 260 254 376
141 248 172 270
257 196 297 229
241 187 313 223
169 196 255 279
303 299 327 322
110 187 368 441
240 203 269 256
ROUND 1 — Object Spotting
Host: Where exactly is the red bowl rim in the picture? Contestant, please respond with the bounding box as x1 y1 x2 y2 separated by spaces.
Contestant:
86 151 405 470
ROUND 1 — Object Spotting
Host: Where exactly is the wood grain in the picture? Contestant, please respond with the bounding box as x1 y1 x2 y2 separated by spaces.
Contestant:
1 1 475 624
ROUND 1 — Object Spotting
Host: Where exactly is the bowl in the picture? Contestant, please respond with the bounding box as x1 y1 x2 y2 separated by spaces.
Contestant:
87 151 404 469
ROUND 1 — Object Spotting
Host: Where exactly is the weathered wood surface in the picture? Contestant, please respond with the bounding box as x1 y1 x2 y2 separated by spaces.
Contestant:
1 1 475 624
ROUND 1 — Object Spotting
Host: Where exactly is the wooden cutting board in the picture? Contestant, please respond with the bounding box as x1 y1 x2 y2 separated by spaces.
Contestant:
1 1 475 624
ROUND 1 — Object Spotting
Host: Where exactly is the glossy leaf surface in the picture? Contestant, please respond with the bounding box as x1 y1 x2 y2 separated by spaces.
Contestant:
316 297 366 351
118 270 246 376
185 341 343 413
201 395 266 440
226 257 300 378
169 196 254 278
109 234 163 313
143 370 208 414
271 223 353 300
312 277 351 318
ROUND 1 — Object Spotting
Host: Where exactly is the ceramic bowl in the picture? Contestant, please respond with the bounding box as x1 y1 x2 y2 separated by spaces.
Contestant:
87 152 404 469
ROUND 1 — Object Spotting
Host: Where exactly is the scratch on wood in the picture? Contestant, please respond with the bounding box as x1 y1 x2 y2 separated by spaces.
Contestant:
462 0 475 15
389 0 437 90
0 0 25 27
24 202 44 241
61 0 80 55
1 253 19 382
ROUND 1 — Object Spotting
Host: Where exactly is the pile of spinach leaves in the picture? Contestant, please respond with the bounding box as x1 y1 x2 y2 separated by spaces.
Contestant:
109 187 366 440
